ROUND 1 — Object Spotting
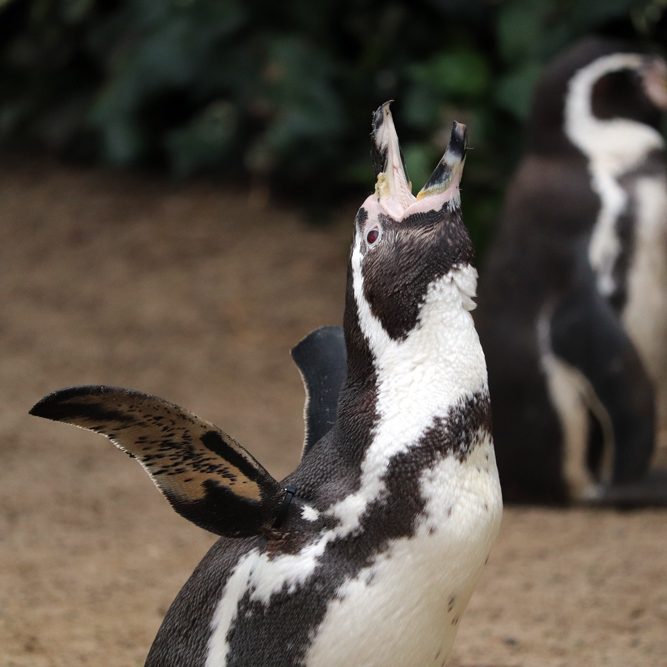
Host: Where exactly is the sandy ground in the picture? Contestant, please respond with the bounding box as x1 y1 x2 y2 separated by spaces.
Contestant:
1 162 666 667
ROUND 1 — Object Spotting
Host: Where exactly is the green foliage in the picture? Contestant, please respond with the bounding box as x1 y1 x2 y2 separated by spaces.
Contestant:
1 0 665 237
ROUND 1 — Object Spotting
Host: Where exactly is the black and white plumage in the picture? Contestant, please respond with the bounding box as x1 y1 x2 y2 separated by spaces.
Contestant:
476 38 667 504
30 103 502 666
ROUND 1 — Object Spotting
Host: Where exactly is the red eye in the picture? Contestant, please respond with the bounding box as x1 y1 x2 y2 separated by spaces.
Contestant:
366 228 379 244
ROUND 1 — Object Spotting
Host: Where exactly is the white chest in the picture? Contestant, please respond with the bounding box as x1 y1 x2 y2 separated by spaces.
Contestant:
305 437 502 667
621 173 667 426
205 429 501 667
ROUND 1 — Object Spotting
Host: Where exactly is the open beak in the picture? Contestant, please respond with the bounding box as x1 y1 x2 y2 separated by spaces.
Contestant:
642 56 667 111
417 122 467 201
370 102 468 219
371 102 415 217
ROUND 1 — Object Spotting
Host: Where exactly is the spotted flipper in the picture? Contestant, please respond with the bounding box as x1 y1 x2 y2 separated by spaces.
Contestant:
29 385 283 537
291 326 347 455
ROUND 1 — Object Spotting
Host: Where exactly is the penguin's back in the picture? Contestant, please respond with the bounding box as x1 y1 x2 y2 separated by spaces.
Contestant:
476 152 602 502
477 150 600 406
146 536 259 667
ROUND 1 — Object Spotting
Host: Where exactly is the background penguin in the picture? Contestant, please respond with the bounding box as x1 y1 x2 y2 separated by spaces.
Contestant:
475 37 667 504
30 104 502 667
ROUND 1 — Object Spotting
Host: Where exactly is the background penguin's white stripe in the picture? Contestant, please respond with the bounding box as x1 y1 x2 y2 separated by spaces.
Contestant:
561 51 667 453
564 53 664 297
537 307 594 498
537 307 614 499
588 171 626 297
565 53 664 169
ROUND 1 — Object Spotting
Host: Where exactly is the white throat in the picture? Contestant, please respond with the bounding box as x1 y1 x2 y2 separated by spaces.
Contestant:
331 237 489 527
350 235 482 378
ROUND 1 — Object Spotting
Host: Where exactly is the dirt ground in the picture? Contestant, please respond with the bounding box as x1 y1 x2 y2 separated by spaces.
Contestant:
1 162 666 667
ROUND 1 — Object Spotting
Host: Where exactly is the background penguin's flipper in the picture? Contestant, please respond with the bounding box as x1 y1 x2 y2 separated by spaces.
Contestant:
550 275 655 486
291 326 347 455
29 385 282 537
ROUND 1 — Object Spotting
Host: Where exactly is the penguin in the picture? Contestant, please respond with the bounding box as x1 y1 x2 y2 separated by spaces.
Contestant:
475 37 667 504
30 103 502 667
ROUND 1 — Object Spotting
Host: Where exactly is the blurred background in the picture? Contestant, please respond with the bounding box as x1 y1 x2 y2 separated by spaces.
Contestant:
2 0 667 242
2 1 667 666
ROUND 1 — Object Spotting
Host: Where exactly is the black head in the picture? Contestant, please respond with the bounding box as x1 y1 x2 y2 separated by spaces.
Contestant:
528 37 667 154
344 103 475 378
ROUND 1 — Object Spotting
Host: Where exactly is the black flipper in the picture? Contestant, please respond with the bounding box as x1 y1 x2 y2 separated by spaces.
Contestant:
291 326 347 455
29 385 283 537
550 253 655 486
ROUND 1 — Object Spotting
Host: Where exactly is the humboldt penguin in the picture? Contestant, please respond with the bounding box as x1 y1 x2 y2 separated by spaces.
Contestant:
476 37 667 504
30 103 502 666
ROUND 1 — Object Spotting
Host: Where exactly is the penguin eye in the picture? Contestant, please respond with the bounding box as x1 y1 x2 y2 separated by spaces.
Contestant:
365 226 381 246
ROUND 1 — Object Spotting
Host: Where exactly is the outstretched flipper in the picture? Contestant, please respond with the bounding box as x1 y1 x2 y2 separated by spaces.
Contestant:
291 326 347 455
29 386 283 537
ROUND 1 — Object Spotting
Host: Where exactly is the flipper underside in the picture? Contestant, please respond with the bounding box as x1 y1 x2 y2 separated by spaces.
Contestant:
30 385 282 537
